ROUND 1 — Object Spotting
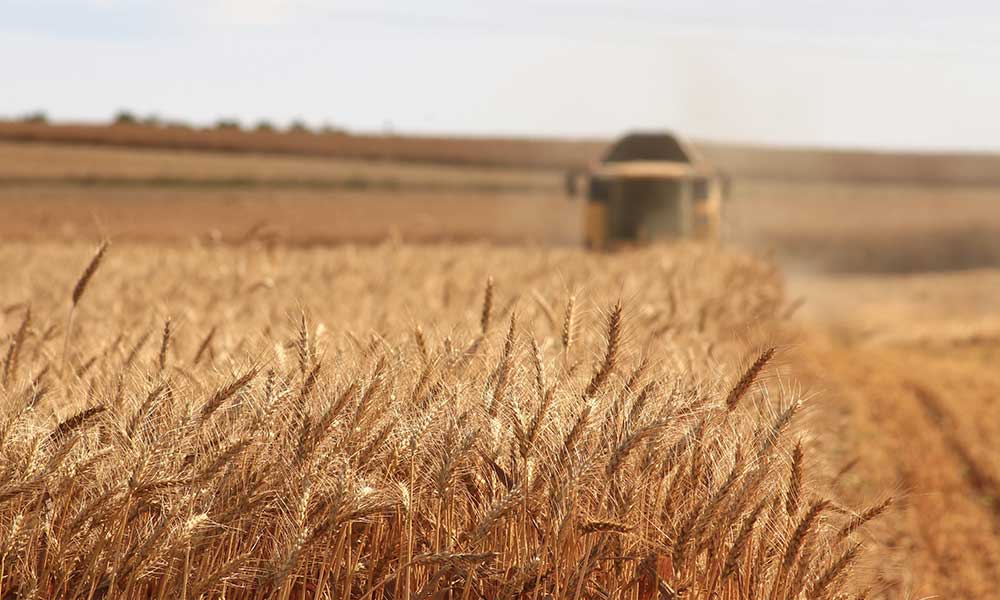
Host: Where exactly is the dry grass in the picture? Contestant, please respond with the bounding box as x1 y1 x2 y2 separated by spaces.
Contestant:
0 241 882 598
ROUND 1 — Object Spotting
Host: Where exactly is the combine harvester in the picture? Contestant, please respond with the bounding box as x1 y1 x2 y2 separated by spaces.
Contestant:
566 131 728 247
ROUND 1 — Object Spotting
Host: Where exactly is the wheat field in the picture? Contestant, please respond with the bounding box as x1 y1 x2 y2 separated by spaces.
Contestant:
0 240 884 599
3 134 1000 599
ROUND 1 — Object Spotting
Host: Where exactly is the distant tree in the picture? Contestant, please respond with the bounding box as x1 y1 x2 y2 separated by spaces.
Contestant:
141 114 162 127
20 111 48 124
255 120 276 132
319 122 346 135
288 119 311 134
113 110 138 125
215 118 242 131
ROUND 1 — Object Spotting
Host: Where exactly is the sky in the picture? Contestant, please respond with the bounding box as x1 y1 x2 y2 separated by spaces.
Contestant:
3 1 1000 151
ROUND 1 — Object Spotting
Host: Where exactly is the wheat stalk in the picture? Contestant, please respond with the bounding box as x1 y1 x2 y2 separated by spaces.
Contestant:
2 307 30 386
838 497 893 539
62 241 109 371
480 276 494 336
782 499 829 569
726 347 774 411
785 439 804 516
157 317 171 373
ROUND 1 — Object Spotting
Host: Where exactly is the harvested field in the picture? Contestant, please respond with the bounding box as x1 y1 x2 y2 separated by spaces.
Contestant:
0 142 557 192
728 179 1000 273
0 122 603 170
0 186 579 245
787 271 1000 598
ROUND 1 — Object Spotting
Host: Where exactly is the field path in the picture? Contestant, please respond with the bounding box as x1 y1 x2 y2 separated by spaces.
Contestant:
787 271 1000 598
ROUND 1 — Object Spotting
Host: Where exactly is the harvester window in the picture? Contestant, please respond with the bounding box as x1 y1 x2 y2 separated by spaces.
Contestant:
692 178 709 200
589 178 611 203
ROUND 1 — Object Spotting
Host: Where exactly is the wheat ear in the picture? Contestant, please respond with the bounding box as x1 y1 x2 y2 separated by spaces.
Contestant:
63 240 109 371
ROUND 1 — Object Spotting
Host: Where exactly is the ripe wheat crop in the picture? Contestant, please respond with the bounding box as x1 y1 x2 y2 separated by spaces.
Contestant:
0 241 885 599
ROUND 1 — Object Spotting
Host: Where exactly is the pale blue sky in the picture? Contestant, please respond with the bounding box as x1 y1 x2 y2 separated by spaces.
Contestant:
3 1 1000 151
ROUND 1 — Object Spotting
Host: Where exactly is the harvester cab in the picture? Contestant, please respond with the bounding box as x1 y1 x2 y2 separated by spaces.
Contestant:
565 132 727 248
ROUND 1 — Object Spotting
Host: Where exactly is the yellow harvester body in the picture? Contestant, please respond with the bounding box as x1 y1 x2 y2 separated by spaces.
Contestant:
567 132 726 248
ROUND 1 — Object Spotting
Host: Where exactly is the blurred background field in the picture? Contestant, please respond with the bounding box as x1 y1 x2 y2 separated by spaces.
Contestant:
4 127 1000 273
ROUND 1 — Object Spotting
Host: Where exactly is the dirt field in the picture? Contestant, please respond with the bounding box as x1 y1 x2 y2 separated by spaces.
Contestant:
1 138 999 598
